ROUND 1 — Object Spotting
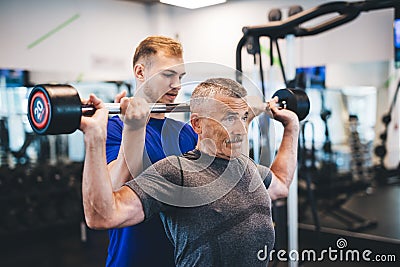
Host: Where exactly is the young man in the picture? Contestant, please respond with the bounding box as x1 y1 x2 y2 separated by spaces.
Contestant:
105 36 197 266
81 78 300 266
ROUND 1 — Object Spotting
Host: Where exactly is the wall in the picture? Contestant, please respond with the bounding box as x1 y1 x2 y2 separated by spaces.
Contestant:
0 0 398 165
0 0 150 82
166 0 393 69
0 0 395 80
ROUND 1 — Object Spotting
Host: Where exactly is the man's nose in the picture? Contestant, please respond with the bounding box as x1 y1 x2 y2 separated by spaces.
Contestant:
231 120 247 135
170 76 181 89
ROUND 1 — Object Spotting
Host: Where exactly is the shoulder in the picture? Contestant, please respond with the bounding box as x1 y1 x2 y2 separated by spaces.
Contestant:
239 154 272 188
152 155 179 168
166 118 197 141
166 118 197 137
165 117 191 129
141 155 183 183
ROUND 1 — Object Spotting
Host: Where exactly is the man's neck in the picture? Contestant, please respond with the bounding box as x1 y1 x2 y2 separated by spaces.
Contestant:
196 144 232 161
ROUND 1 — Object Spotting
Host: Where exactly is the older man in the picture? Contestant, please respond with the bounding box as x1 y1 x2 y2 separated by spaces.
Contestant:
81 78 299 266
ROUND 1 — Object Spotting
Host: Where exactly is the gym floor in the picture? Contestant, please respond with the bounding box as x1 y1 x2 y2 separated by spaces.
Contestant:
296 183 400 267
1 184 399 267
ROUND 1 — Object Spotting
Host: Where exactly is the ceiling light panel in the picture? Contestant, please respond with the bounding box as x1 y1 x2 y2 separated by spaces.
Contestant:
160 0 227 9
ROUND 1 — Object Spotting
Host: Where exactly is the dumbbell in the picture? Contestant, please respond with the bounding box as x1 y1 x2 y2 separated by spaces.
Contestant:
27 84 310 135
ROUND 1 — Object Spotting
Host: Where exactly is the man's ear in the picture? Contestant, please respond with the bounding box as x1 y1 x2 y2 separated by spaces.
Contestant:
133 64 145 81
190 113 202 134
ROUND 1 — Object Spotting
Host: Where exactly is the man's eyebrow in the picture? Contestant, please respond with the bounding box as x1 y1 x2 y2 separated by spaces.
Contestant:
223 110 239 117
163 69 177 74
221 110 249 119
163 69 186 76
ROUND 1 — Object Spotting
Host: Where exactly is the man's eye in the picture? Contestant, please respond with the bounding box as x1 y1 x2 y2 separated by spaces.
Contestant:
163 73 174 78
224 116 236 124
241 116 248 122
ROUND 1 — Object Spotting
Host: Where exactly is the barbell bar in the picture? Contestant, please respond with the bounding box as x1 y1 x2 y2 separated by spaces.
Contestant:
27 84 310 135
81 102 191 115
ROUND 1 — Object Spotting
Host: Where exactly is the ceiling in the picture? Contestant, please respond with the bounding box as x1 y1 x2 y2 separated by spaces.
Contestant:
123 0 159 3
120 0 237 5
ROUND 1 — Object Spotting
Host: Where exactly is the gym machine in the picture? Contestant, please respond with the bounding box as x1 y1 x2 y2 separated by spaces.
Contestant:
235 1 400 266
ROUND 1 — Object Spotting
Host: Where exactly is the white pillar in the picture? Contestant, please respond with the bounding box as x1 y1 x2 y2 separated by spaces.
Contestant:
385 66 400 168
286 33 298 267
287 168 298 267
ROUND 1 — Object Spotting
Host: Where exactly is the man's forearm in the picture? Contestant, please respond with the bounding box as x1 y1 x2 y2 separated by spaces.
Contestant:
83 131 117 228
108 126 146 190
271 121 300 188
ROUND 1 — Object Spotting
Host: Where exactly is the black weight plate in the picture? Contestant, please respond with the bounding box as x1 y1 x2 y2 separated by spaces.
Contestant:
292 89 310 121
272 88 310 121
28 84 82 135
28 86 51 134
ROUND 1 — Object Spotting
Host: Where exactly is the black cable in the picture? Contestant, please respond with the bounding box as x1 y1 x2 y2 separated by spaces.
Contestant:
320 91 332 156
375 78 400 168
274 39 288 87
258 53 266 96
269 39 274 66
388 78 400 116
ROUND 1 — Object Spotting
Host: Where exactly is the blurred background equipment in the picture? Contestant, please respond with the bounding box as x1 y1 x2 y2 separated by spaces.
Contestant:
0 75 126 237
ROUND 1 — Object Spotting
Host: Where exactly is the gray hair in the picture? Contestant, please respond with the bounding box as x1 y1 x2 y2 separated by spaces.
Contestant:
190 78 247 113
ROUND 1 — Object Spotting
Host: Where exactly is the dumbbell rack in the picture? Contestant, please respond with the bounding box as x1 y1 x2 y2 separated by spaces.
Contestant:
0 162 83 236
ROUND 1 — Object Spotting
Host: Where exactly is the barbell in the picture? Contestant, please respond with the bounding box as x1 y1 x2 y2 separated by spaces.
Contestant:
27 84 310 135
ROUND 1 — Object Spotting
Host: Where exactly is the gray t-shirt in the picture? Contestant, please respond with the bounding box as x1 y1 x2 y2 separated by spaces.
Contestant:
126 149 274 267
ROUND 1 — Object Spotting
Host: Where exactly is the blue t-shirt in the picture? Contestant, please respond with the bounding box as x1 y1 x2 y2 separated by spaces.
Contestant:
105 115 198 267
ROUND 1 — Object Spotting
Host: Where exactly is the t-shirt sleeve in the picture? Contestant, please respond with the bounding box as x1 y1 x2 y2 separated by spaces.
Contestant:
257 164 272 189
106 116 123 164
124 157 183 221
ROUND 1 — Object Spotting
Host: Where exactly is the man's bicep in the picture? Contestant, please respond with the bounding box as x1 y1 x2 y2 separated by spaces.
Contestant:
257 164 288 200
123 157 181 220
267 173 289 200
113 186 145 228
